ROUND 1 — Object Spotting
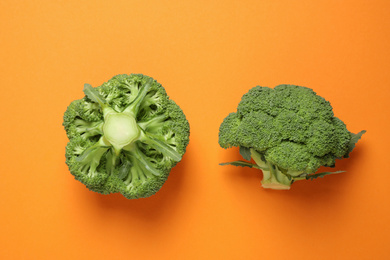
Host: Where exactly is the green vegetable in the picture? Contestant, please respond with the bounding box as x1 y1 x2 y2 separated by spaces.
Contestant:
219 85 365 190
63 74 190 199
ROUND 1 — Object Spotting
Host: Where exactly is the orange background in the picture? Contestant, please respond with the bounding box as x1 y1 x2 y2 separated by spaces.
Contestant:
1 0 389 259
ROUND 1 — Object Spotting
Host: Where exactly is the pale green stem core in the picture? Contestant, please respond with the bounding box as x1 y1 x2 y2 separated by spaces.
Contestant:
103 112 140 154
250 149 292 190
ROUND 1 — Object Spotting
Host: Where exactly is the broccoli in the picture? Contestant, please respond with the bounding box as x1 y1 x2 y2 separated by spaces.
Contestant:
63 74 190 199
219 85 365 190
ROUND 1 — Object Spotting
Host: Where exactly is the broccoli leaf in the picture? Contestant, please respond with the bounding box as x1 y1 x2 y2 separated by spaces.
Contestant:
220 161 268 170
118 160 132 180
345 130 366 158
239 146 252 161
305 171 345 180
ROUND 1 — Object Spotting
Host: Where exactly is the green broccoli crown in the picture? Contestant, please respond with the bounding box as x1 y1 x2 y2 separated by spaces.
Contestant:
219 84 365 183
63 74 190 199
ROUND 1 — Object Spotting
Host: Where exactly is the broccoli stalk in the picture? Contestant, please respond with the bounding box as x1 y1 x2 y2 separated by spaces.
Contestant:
250 149 292 190
219 84 365 190
63 74 190 199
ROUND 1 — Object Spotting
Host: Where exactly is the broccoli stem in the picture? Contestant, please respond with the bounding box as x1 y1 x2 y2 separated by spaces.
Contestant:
138 131 182 162
122 78 153 117
76 137 110 177
74 119 103 139
138 114 168 132
250 149 292 190
123 147 161 176
260 165 292 190
105 150 119 175
103 112 140 154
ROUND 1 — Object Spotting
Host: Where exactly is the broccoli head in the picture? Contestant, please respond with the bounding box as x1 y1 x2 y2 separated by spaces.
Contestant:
219 84 365 190
63 74 190 199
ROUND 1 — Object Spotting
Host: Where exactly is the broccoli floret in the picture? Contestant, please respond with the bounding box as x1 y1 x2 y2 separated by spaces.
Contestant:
219 84 365 190
63 74 190 199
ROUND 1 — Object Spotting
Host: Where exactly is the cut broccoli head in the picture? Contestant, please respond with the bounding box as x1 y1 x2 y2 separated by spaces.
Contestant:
63 74 190 199
219 84 365 190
